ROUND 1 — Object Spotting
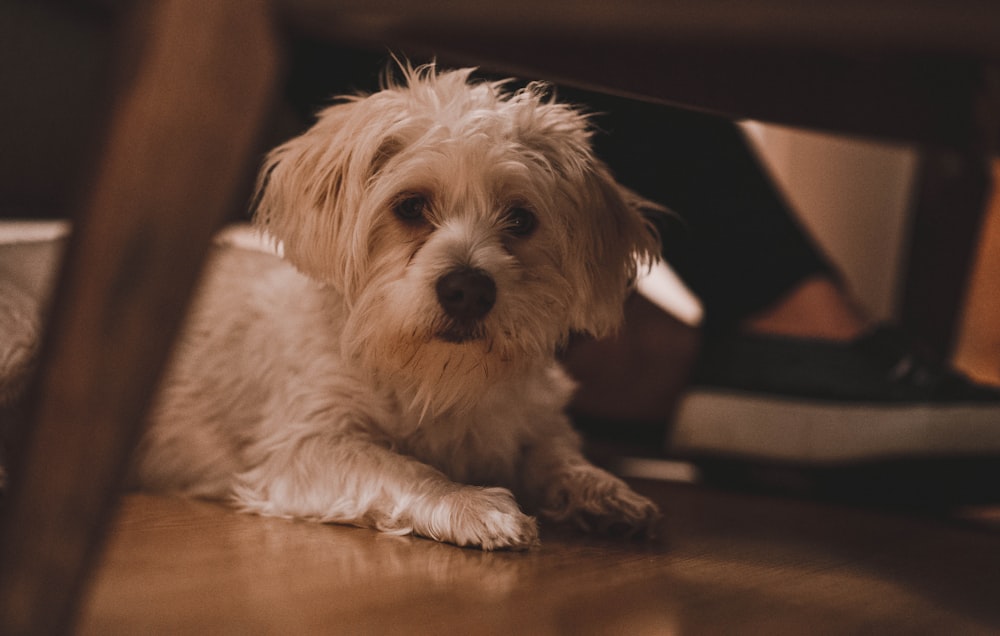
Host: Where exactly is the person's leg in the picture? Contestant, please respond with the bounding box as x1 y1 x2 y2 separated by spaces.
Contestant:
553 87 840 334
740 276 869 341
554 87 875 433
556 89 998 482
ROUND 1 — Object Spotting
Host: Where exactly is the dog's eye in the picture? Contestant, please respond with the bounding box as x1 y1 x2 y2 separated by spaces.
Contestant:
393 194 428 222
504 207 537 237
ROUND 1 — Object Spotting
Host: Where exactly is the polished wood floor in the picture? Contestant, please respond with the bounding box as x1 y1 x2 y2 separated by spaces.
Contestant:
77 479 1000 634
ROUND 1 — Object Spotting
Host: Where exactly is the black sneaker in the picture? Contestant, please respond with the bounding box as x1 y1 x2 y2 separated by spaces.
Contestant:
669 326 1000 464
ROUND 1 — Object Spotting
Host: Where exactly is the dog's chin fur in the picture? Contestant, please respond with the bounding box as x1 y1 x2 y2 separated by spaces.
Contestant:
134 63 662 550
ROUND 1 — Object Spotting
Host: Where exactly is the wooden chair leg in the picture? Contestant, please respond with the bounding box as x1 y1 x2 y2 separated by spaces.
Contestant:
899 149 993 361
0 1 281 633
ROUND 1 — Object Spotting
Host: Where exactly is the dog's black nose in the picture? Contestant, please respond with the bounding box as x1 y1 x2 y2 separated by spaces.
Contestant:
436 267 496 321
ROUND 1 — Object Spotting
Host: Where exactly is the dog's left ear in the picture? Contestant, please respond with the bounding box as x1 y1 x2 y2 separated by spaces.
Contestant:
511 87 662 337
567 165 662 338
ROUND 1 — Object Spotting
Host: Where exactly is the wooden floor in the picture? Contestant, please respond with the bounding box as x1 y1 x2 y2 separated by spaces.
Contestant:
77 480 1000 634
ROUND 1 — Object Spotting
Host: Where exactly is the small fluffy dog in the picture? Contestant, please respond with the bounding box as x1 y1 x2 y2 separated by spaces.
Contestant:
136 65 662 549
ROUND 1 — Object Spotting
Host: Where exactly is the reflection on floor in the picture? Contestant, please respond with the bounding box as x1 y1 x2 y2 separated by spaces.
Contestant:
79 479 1000 634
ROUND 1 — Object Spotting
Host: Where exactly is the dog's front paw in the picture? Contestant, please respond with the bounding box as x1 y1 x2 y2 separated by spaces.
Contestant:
426 486 539 551
541 466 660 539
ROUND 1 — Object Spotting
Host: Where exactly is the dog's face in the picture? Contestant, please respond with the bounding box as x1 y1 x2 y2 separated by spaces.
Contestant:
255 66 658 413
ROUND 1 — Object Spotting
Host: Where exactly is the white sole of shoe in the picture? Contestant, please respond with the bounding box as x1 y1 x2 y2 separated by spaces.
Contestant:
670 390 1000 463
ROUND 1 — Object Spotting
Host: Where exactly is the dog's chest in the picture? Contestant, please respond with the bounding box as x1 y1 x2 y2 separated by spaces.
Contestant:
395 402 535 488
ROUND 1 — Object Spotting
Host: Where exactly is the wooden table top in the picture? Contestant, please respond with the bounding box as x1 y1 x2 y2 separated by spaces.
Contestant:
277 0 1000 149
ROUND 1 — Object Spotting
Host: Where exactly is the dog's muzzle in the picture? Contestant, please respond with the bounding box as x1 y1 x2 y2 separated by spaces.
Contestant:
435 267 496 342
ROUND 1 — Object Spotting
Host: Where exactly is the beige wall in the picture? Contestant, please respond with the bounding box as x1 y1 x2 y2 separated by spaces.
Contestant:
742 123 918 322
954 161 1000 385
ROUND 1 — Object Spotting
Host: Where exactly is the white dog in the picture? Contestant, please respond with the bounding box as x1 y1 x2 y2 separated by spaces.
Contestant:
134 64 662 550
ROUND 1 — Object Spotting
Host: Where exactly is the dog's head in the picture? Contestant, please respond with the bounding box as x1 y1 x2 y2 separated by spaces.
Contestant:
255 64 659 413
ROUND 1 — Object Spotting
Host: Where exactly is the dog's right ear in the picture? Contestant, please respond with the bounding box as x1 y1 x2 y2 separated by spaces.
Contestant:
253 98 396 294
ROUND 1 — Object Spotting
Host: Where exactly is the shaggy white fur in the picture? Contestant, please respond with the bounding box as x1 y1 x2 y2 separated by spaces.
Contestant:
135 64 662 549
